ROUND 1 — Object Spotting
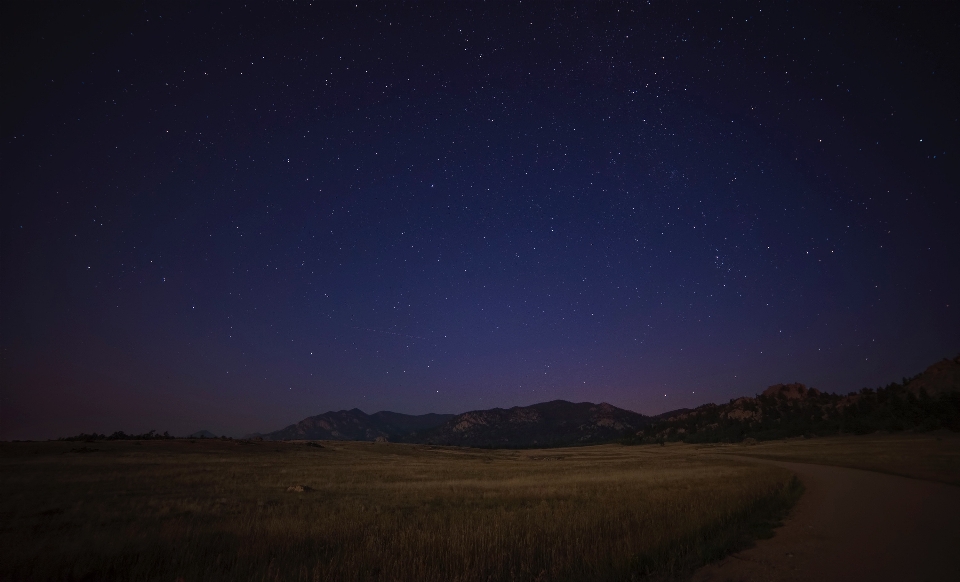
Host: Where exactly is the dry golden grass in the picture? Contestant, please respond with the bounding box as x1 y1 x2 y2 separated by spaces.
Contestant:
0 440 799 582
706 430 960 486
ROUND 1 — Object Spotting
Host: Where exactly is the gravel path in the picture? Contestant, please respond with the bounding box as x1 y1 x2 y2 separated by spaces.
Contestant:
691 457 960 582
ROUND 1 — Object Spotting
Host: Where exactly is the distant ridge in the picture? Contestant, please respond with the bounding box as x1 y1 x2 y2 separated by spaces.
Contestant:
260 354 960 448
410 400 649 448
187 430 218 439
263 400 649 448
262 410 456 441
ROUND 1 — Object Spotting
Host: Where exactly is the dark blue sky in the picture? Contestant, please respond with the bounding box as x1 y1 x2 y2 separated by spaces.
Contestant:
3 2 958 439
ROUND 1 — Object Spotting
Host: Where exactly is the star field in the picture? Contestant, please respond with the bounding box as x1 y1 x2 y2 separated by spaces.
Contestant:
2 2 958 438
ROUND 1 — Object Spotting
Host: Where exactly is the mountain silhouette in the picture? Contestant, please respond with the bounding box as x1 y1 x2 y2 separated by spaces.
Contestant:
262 409 455 441
260 355 959 447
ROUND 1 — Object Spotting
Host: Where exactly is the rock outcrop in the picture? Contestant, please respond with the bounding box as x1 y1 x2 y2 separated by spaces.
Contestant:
635 354 960 443
906 355 960 396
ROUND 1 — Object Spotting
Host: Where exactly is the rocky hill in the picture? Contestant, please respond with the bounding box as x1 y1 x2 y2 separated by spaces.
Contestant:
263 409 455 441
906 355 960 396
405 400 649 448
630 355 960 444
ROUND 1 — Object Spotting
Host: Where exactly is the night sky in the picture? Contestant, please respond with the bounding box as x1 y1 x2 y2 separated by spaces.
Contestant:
3 3 958 440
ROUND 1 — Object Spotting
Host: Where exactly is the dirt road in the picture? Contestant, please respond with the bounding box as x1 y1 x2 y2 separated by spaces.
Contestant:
691 457 960 582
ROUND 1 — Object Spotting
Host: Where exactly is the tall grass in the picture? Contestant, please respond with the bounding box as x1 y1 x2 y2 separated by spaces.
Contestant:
0 440 799 581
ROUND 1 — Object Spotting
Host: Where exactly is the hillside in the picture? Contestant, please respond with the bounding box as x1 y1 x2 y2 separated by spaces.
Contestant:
405 400 648 448
263 400 649 448
632 355 960 444
906 355 960 396
263 410 455 441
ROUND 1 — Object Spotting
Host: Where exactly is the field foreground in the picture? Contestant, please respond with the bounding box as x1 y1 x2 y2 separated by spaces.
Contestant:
1 440 798 582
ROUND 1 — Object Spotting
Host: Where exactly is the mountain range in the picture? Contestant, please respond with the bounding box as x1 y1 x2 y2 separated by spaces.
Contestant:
409 400 651 448
259 410 457 442
259 354 960 447
259 400 651 448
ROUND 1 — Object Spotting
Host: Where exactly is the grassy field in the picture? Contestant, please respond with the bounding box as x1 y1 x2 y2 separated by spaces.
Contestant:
0 440 800 582
707 430 960 486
